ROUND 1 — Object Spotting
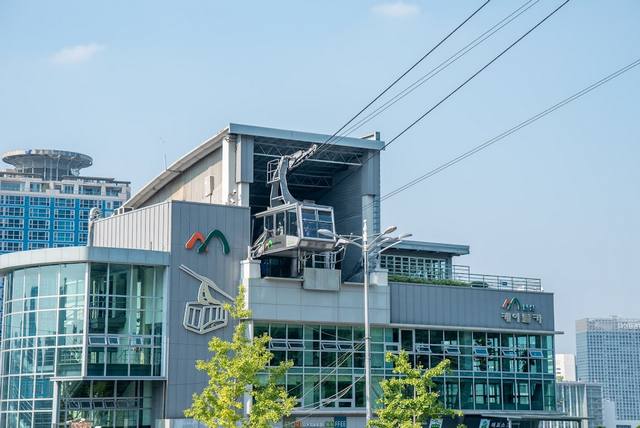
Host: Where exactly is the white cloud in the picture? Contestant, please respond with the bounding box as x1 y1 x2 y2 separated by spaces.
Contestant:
372 1 421 18
51 43 105 65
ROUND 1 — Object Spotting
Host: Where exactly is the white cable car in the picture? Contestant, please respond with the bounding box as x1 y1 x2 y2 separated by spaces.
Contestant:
253 203 336 257
251 144 338 261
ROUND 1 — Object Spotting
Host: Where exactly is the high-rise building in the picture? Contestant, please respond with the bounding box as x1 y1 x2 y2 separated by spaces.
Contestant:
0 149 130 337
576 317 640 427
0 149 131 254
555 354 576 381
541 381 603 428
0 124 574 427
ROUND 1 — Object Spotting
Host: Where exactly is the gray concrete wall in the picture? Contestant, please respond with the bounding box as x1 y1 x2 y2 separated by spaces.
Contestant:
248 280 389 326
92 202 172 252
164 201 251 418
317 149 380 282
390 282 555 332
144 148 223 207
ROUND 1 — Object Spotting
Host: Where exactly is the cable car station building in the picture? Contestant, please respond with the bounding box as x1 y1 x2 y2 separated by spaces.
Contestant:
0 124 566 427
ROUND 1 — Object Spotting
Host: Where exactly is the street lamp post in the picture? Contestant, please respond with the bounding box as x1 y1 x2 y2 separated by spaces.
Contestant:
362 219 372 425
319 221 411 425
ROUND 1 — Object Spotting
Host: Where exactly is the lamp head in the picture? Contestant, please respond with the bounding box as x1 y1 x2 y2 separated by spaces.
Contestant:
383 225 397 235
318 229 336 238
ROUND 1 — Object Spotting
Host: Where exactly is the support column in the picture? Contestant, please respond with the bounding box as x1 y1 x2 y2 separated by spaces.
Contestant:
52 381 60 426
235 135 254 207
222 135 237 205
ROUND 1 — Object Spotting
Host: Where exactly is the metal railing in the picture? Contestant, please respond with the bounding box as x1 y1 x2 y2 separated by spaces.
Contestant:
388 264 542 292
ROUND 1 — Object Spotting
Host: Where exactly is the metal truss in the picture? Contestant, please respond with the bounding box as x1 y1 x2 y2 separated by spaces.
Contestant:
254 168 332 188
254 142 363 166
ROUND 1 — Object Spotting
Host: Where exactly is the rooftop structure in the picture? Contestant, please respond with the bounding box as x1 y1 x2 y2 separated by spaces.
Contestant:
0 149 130 255
0 124 562 428
2 149 93 180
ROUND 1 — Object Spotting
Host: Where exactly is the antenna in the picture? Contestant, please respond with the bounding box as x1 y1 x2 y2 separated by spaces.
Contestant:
160 137 168 170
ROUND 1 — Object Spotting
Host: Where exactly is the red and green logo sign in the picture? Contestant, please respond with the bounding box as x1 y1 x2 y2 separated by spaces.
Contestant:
185 229 230 254
502 297 535 312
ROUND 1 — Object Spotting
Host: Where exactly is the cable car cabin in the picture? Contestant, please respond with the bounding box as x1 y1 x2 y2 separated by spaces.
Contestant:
253 202 336 258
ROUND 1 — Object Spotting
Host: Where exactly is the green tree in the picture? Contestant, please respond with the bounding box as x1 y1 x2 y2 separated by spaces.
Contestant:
369 351 461 428
185 285 296 428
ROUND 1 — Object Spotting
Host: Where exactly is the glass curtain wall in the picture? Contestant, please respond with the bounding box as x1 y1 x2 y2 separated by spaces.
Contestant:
58 380 153 427
87 264 164 377
0 262 164 428
0 263 86 427
254 323 556 413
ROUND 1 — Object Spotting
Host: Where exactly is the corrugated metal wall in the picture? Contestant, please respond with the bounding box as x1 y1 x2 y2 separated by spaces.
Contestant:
92 202 172 251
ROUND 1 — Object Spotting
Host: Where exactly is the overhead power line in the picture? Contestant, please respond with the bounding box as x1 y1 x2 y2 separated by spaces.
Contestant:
332 56 640 226
327 0 571 195
313 0 492 158
377 57 640 204
339 0 541 140
382 0 570 151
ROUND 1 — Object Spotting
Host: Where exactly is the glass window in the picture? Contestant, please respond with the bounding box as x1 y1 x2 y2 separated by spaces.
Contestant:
11 270 25 301
60 264 86 295
109 265 130 296
264 215 274 232
39 266 59 297
275 212 285 236
36 311 57 336
90 264 108 295
286 210 298 236
460 379 473 409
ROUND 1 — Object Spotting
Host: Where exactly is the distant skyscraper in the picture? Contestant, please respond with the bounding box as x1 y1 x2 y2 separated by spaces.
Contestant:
0 149 130 333
555 353 576 381
576 317 640 427
0 149 130 254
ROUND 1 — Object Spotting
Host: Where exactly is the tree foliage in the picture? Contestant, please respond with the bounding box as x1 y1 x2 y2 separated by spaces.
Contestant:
185 285 296 428
369 351 461 428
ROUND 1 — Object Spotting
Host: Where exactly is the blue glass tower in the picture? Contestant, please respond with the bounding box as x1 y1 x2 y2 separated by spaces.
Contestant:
0 149 130 333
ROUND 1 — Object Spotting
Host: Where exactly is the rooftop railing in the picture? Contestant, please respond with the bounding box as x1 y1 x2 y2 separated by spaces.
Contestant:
387 264 543 292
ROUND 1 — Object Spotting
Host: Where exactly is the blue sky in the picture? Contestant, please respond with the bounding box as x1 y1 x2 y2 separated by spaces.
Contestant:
1 0 639 353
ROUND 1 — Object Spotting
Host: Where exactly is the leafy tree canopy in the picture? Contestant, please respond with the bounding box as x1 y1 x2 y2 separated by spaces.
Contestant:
369 351 461 428
185 286 296 428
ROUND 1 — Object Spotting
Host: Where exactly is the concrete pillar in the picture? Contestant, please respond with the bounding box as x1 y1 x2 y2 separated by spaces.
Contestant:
235 135 254 207
222 135 237 205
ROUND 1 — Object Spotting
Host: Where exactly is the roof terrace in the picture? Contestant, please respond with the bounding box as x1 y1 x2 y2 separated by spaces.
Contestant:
381 255 543 293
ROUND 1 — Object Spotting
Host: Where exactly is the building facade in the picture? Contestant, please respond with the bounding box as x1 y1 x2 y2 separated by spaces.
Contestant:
555 354 576 382
576 317 640 428
0 149 130 254
0 149 130 339
541 381 603 428
0 124 567 427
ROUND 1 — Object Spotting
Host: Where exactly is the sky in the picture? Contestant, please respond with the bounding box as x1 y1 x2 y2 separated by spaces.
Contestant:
1 0 639 353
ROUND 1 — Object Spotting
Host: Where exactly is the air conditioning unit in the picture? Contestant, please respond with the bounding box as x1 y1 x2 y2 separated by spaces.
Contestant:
115 206 134 216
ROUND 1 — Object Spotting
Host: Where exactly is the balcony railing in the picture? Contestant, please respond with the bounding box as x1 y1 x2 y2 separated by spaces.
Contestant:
387 264 542 292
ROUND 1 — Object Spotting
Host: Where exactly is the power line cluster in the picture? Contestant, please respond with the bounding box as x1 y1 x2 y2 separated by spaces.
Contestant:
276 0 640 419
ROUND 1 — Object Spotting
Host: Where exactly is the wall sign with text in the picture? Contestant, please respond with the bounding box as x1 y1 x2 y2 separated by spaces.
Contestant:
500 297 543 325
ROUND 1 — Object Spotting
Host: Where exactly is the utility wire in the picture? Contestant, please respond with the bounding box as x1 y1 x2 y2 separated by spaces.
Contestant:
339 0 540 140
327 0 571 196
335 57 640 225
378 57 640 203
383 0 570 151
312 0 492 158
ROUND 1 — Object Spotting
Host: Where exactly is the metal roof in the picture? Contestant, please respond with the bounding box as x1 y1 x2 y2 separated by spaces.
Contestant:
228 123 384 151
125 123 383 209
387 239 470 256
